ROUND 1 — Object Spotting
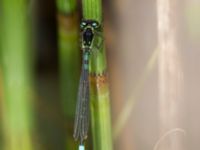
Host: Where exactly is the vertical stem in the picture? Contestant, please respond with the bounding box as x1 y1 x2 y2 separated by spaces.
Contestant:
157 0 184 149
83 0 102 22
57 0 77 14
56 0 80 149
83 0 113 150
0 0 34 150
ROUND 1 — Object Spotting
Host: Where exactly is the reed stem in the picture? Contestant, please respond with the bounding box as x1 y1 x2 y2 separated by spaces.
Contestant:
0 0 34 149
57 0 80 149
82 0 113 149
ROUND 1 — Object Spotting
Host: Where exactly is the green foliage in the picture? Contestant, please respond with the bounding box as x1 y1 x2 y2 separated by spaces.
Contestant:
0 0 34 150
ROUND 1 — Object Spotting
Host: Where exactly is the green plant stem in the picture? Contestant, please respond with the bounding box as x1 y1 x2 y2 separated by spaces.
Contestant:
0 0 34 150
56 0 80 149
57 0 77 14
57 0 79 121
83 0 102 22
83 0 113 150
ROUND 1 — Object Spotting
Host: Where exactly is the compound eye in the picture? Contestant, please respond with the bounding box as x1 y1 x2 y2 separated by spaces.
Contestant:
92 22 99 28
80 21 87 29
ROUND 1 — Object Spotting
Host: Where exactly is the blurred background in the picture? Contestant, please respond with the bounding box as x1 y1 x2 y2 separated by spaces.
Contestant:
0 0 200 149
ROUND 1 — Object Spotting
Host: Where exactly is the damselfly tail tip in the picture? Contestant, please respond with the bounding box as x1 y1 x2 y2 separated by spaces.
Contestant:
79 145 85 150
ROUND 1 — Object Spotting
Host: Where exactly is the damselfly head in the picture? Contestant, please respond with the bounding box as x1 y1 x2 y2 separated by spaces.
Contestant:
81 20 101 48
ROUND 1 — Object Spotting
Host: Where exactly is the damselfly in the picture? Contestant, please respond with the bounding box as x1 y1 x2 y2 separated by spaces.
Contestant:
73 19 103 145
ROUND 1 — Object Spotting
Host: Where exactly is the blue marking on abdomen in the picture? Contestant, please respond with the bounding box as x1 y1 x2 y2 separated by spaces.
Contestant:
84 64 89 70
83 53 89 60
83 53 89 70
